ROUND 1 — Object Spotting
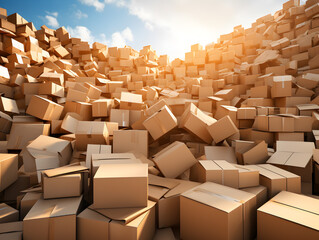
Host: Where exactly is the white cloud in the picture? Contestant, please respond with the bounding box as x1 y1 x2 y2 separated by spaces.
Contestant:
66 26 95 43
105 0 289 59
111 27 133 47
79 0 105 11
45 15 59 28
145 22 153 31
75 10 88 19
66 25 133 47
46 11 58 17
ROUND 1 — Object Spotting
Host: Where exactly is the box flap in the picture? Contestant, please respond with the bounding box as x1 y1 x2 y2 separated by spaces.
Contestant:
89 200 156 224
43 165 88 178
164 179 201 198
267 151 293 165
148 174 179 189
95 163 148 178
276 141 315 153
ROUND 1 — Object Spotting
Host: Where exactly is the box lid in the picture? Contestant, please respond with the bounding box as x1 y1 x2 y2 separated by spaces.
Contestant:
258 191 319 231
95 163 148 179
43 165 88 178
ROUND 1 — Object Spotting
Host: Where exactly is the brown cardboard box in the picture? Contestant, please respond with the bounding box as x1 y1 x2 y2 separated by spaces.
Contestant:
258 191 319 240
236 141 269 165
242 185 267 208
152 141 197 178
143 106 177 140
268 115 294 132
26 95 63 121
0 203 18 223
93 163 148 209
120 92 143 110
205 146 237 163
85 144 111 168
179 103 216 143
110 109 130 127
42 165 88 199
23 196 83 240
0 96 19 114
180 182 256 240
267 141 314 182
77 208 110 240
233 164 260 188
207 115 239 143
92 99 112 117
113 130 148 157
237 107 256 119
75 121 109 151
90 200 156 240
22 135 72 173
20 192 42 220
271 76 293 98
244 164 301 198
0 221 23 240
0 154 18 191
190 160 239 188
91 153 140 176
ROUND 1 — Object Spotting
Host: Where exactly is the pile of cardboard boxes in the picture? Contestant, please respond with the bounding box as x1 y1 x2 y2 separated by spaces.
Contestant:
1 0 319 239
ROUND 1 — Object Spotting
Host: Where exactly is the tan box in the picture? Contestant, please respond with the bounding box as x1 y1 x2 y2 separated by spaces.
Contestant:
179 103 216 143
22 135 72 173
113 130 148 157
77 208 110 240
23 196 83 240
7 123 50 150
205 146 237 163
0 154 18 192
267 141 314 182
0 221 23 240
233 164 260 188
271 76 293 98
268 115 294 132
244 164 301 198
120 92 143 110
237 107 256 120
236 141 269 165
0 203 18 223
143 106 177 140
258 191 319 240
190 160 239 188
20 192 42 220
85 144 111 168
180 182 256 240
26 95 63 121
93 163 148 209
110 109 130 127
0 96 19 114
242 185 267 208
92 99 112 117
75 121 109 151
42 165 88 199
153 141 197 178
207 115 238 143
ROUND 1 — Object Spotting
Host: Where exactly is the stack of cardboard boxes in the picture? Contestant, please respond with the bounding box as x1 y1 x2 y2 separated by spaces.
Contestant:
0 0 319 239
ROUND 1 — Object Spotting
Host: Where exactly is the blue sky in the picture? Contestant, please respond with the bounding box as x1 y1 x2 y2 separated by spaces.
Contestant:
1 0 305 59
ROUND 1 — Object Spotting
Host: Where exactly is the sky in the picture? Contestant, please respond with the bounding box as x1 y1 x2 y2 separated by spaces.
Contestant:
1 0 306 60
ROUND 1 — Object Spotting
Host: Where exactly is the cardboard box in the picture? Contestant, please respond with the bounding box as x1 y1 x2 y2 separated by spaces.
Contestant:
0 154 18 192
23 196 83 240
90 200 156 240
93 163 148 209
0 96 19 114
244 164 301 198
120 92 143 110
7 123 50 150
242 185 267 208
20 192 42 220
267 141 314 182
207 115 239 143
77 208 110 240
26 95 63 121
113 130 148 157
85 144 111 168
180 182 256 240
258 191 319 239
271 76 293 98
143 106 177 140
110 109 130 127
0 221 23 239
190 160 239 188
152 141 197 178
0 203 19 223
42 165 88 199
75 121 109 151
179 103 216 143
236 140 269 165
233 164 260 188
92 99 112 117
22 135 72 173
205 146 237 163
237 107 256 119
